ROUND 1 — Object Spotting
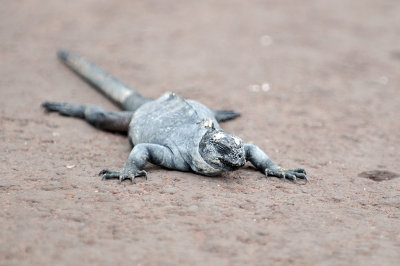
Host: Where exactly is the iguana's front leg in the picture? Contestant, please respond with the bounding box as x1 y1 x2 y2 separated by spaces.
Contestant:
244 144 307 183
100 143 189 183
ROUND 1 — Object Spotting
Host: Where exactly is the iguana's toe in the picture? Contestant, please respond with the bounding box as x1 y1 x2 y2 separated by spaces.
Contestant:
293 172 308 182
118 170 147 184
286 169 308 183
42 102 63 112
292 168 307 175
42 102 85 117
99 169 113 176
265 168 308 183
100 169 147 184
118 174 132 183
135 170 148 180
99 169 120 180
285 172 297 183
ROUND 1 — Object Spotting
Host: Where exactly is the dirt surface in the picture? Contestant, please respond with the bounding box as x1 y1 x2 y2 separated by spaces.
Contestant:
1 0 400 265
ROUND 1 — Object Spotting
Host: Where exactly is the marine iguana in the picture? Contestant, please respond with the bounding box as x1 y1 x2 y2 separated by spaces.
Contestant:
42 51 308 183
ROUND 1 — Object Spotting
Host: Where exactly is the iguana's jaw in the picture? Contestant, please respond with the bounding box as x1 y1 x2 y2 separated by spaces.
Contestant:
217 157 245 171
199 130 246 171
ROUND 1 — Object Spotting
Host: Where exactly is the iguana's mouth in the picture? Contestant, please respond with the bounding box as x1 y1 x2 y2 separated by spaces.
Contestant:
219 158 245 171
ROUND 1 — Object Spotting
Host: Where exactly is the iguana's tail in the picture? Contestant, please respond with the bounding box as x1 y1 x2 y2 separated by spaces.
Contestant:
57 50 151 111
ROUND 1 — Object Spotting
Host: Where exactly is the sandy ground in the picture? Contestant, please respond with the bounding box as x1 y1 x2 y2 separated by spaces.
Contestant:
1 0 400 265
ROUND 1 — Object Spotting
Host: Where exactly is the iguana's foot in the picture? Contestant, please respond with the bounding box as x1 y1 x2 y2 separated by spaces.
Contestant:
99 169 147 184
42 102 85 117
265 168 307 183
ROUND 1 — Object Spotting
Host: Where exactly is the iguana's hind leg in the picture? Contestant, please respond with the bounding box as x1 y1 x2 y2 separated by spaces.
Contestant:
42 102 133 133
214 110 240 122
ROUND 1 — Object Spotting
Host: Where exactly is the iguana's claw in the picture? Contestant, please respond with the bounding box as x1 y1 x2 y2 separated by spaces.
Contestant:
292 168 307 175
265 168 308 183
99 169 147 184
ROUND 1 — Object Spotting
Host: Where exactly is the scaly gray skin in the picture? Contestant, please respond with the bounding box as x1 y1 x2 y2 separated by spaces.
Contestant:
42 51 307 183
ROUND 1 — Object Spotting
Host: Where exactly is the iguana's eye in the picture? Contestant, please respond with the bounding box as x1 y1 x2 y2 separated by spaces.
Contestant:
215 143 230 154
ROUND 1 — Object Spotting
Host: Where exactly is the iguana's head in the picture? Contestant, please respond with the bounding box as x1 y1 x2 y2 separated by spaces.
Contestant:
199 130 246 171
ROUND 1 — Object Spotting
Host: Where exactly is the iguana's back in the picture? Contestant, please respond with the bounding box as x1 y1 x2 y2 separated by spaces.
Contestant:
129 93 220 146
